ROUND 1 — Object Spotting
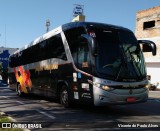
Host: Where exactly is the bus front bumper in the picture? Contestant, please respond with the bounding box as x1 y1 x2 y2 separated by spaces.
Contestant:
93 86 148 106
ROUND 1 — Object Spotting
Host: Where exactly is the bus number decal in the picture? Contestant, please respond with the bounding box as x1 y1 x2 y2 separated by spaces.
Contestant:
74 92 79 99
73 73 77 82
82 83 90 91
89 32 96 38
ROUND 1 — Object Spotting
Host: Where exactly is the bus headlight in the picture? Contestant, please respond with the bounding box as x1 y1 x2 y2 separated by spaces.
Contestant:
144 84 150 89
93 82 111 91
102 85 110 91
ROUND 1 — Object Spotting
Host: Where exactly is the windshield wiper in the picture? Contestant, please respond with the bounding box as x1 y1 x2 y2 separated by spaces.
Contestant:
114 44 130 81
115 59 124 80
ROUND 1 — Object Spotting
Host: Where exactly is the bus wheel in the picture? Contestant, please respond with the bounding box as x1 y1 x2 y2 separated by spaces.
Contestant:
60 85 70 108
17 84 24 97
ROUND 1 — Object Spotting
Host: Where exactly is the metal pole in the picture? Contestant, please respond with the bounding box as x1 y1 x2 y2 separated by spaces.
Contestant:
5 24 6 48
46 19 50 33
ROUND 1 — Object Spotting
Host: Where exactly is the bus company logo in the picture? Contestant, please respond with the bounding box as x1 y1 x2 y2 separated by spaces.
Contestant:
89 32 96 38
129 89 133 94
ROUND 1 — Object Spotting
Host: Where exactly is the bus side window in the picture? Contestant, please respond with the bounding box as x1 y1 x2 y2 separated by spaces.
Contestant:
78 43 90 69
64 27 87 66
46 34 67 60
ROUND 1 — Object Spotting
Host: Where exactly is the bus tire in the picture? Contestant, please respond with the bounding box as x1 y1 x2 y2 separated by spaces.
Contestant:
60 85 71 108
17 84 24 97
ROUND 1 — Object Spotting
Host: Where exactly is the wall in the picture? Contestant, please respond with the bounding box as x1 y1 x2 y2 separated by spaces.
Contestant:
0 47 18 84
136 6 160 58
135 6 160 89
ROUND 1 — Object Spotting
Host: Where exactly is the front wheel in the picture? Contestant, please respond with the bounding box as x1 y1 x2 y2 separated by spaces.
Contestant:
60 85 72 108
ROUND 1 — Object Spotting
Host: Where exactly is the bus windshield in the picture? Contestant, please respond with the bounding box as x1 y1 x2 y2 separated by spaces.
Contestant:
88 27 146 81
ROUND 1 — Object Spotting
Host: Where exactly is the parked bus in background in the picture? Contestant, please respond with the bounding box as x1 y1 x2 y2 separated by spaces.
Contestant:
8 22 156 107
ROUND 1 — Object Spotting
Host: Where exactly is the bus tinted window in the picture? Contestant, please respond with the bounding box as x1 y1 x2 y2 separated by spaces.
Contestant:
64 27 86 65
9 33 67 67
46 34 67 60
64 27 86 54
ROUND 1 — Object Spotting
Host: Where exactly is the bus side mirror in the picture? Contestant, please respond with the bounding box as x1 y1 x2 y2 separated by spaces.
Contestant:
80 34 97 56
138 40 157 56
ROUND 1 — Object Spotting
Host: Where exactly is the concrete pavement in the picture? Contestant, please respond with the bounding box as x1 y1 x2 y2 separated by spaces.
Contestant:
149 91 160 100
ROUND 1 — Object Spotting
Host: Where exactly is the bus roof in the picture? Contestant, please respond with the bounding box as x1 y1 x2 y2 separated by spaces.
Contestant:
62 22 131 32
13 22 131 54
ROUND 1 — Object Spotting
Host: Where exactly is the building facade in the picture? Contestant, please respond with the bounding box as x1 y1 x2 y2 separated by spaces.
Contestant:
0 47 18 68
136 6 160 88
0 47 18 84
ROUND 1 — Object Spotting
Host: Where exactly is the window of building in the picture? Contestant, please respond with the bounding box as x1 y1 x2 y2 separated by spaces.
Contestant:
143 20 155 30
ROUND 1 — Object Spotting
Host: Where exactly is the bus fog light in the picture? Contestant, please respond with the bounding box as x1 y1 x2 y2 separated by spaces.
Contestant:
102 86 110 90
144 84 150 89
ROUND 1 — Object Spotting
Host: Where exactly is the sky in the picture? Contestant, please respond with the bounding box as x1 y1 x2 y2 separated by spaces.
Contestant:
0 0 160 48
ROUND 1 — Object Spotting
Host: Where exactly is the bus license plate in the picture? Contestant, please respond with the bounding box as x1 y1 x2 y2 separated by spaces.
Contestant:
127 97 136 103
